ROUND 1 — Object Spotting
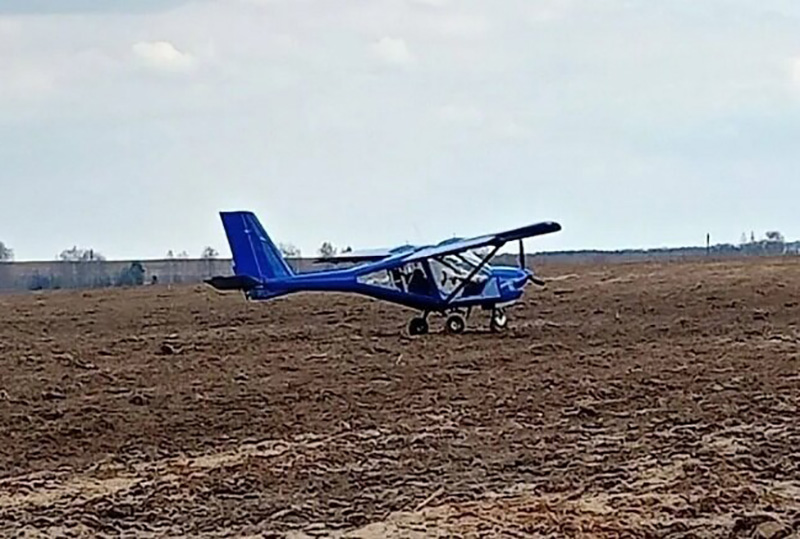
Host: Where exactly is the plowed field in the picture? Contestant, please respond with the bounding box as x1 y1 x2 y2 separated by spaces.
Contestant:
1 259 799 537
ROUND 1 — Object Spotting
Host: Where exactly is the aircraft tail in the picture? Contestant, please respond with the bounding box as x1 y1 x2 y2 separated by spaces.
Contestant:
219 211 294 283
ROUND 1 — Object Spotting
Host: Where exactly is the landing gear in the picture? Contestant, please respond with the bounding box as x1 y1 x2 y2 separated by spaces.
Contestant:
407 307 507 335
408 316 429 336
490 308 508 332
445 314 466 334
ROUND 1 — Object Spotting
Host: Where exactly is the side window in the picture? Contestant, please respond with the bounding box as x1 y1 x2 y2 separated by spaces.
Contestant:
430 258 459 295
402 262 434 296
357 269 396 290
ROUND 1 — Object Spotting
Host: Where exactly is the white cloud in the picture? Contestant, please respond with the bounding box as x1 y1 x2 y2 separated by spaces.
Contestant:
438 104 532 141
132 40 196 72
371 37 414 66
434 13 490 39
0 66 55 100
0 0 191 14
407 0 449 7
438 103 484 126
792 57 800 87
490 118 532 141
0 48 119 104
526 0 576 23
2 0 800 259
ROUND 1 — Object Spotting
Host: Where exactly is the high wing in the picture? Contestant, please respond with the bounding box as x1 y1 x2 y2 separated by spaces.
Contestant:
315 250 391 264
400 221 561 263
315 221 560 266
316 245 415 264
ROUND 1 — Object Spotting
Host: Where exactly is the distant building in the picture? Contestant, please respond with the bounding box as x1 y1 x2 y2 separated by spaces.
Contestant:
785 242 800 255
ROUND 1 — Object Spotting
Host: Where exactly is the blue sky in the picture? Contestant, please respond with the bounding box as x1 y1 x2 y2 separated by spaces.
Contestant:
1 0 799 260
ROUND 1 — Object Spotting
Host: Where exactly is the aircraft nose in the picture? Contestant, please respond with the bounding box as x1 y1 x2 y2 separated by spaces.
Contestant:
491 266 536 290
512 269 531 289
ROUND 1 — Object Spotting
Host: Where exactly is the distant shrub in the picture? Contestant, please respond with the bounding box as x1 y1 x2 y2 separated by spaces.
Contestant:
116 262 145 287
0 241 13 262
28 273 61 291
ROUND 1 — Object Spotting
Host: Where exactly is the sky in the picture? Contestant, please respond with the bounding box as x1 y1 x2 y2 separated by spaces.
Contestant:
1 0 799 261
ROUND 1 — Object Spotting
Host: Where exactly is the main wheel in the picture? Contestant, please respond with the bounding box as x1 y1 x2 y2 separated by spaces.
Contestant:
490 309 508 332
409 317 429 336
445 314 466 334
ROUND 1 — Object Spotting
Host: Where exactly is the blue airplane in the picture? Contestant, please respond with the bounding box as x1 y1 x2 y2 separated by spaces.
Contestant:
206 211 562 335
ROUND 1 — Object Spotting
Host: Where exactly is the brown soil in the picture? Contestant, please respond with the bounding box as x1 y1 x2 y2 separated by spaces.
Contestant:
0 259 798 537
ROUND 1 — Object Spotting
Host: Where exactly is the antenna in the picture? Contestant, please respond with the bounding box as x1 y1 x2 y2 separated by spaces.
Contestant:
412 222 422 245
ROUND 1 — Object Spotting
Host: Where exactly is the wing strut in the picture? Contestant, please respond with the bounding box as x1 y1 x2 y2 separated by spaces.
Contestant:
443 244 502 305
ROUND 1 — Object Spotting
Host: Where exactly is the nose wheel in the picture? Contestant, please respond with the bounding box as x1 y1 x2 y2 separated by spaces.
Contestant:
490 308 508 332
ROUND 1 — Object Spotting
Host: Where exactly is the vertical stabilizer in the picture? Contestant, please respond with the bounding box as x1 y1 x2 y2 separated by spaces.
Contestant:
220 211 294 281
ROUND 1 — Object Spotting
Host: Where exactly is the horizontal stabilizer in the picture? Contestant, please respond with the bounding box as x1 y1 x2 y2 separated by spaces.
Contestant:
205 275 261 291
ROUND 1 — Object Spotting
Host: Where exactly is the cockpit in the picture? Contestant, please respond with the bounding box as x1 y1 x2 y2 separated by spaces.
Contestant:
357 247 495 299
429 249 492 297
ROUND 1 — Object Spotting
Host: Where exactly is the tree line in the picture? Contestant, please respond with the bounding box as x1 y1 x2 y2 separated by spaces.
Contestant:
0 241 349 262
0 244 225 262
1 232 794 264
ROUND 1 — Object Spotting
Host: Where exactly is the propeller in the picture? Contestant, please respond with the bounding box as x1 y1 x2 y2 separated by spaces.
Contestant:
520 238 546 286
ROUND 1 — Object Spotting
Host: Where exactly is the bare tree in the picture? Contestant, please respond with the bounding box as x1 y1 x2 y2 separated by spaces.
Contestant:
166 250 175 259
279 243 301 258
765 231 785 243
59 246 105 262
0 241 13 262
201 246 219 259
177 251 189 259
318 242 336 258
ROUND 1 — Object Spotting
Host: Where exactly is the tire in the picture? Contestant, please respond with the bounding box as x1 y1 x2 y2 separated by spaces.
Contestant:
490 310 508 332
409 317 429 336
445 314 466 334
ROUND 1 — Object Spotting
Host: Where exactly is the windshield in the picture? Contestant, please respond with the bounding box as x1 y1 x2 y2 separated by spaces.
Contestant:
429 249 492 297
461 250 493 273
441 250 492 280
